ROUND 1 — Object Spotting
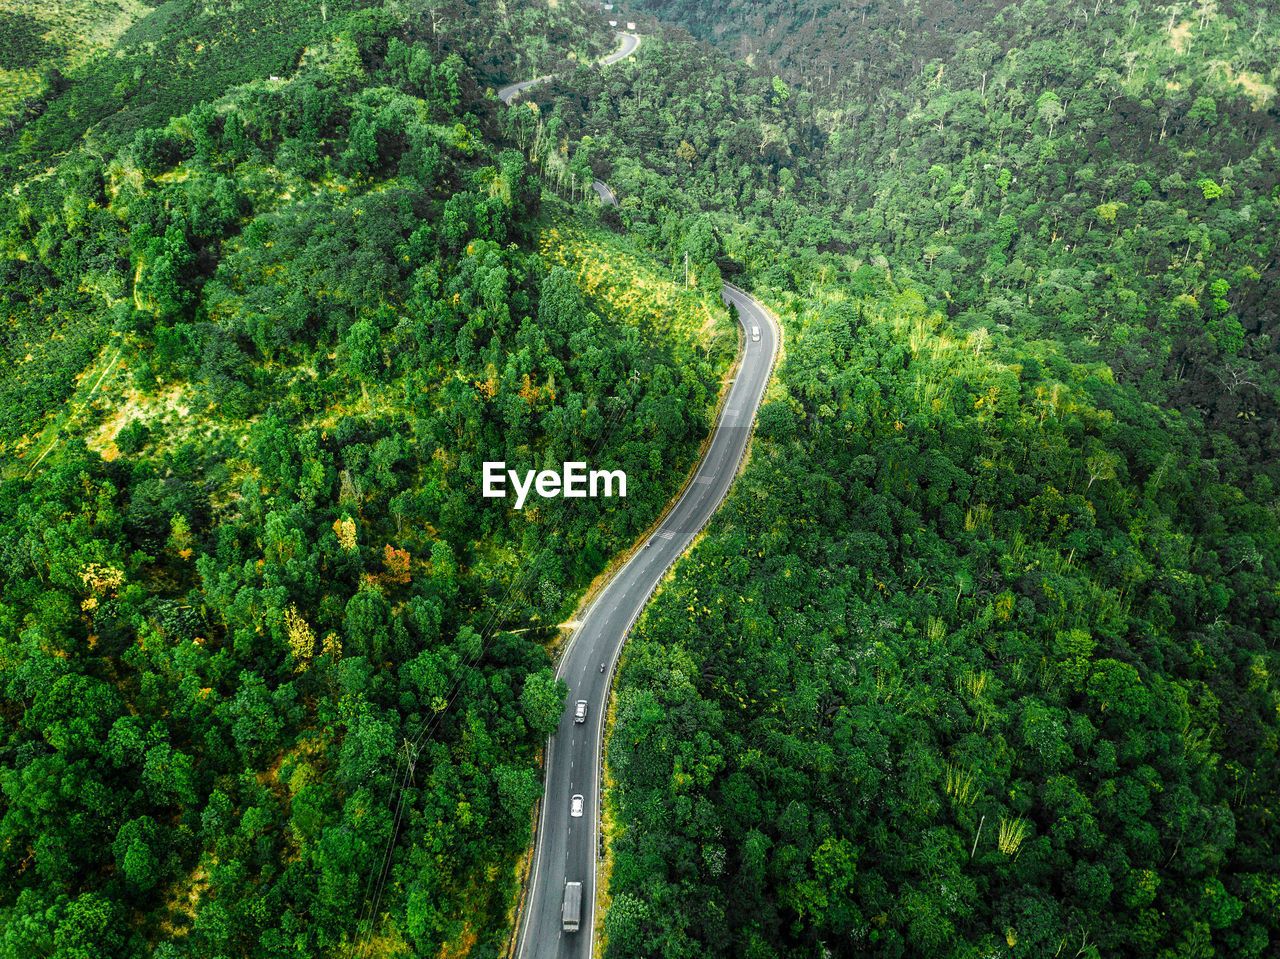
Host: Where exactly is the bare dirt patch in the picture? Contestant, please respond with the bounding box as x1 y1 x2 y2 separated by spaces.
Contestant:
1167 21 1193 55
86 383 192 460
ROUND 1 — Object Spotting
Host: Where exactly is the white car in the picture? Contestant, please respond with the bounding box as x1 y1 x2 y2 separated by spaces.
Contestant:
751 325 761 342
571 794 584 818
574 700 588 723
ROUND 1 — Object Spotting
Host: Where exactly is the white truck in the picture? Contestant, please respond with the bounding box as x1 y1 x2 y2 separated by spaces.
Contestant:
562 881 583 932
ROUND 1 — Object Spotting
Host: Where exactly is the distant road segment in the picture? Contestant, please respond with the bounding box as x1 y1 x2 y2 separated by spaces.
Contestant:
498 32 640 104
591 179 618 206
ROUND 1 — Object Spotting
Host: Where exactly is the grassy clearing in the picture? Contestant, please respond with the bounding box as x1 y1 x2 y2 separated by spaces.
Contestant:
538 215 737 357
0 0 153 113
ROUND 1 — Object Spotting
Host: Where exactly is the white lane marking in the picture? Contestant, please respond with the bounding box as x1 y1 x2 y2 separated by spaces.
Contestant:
657 530 675 540
694 475 715 484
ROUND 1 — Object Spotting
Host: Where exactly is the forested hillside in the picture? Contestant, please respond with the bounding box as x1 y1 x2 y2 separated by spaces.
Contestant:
3 0 1279 955
578 2 1280 469
638 0 1280 107
1 0 616 451
0 1 734 956
1 0 611 176
0 0 153 117
605 284 1280 958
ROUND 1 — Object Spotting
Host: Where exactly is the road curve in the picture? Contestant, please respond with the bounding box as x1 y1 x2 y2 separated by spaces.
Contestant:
591 179 618 206
513 276 780 958
498 32 640 104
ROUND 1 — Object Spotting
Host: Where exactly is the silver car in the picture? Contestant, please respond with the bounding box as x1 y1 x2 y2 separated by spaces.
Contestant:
571 794 584 818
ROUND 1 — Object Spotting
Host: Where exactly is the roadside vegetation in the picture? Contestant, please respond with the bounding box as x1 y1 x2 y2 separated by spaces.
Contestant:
0 1 727 955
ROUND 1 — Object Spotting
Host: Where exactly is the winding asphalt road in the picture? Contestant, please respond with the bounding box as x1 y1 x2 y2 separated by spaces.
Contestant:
513 280 778 956
500 26 781 957
498 32 641 104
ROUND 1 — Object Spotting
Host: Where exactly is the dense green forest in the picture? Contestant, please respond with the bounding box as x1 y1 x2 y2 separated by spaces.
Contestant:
1 0 610 176
1 0 615 453
2 0 1279 955
0 1 732 955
